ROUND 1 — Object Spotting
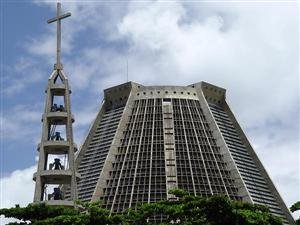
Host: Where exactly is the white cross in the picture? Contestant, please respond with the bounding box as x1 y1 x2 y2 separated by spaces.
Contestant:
47 2 71 70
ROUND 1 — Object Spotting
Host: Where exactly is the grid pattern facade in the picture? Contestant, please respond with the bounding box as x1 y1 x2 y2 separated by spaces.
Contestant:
102 99 166 212
173 99 239 199
76 107 124 201
209 103 288 223
99 98 240 213
74 82 293 224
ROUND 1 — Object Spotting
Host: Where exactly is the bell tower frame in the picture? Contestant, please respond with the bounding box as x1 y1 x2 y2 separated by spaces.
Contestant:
33 2 79 206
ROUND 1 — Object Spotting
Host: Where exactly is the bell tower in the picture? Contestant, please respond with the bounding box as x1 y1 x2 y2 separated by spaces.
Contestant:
33 2 79 206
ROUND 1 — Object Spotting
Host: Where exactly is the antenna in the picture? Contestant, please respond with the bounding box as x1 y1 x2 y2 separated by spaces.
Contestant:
126 57 129 82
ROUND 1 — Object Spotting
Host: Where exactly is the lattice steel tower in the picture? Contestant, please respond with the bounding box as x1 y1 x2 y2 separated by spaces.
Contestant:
33 3 79 206
74 82 294 224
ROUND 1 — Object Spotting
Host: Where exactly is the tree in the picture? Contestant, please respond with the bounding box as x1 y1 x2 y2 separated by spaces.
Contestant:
1 189 283 225
290 201 300 225
0 202 121 225
125 189 283 225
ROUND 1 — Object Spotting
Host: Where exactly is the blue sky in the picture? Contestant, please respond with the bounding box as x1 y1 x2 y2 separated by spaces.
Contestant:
0 0 299 221
2 1 48 172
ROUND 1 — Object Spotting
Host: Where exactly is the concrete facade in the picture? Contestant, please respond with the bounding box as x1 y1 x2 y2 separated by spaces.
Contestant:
33 69 79 206
33 2 79 207
74 81 294 224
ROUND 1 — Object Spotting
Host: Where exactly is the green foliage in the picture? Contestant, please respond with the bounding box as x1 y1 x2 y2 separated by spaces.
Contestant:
168 188 189 198
290 201 300 213
0 202 120 225
124 191 282 225
0 203 78 222
0 190 283 225
290 201 300 225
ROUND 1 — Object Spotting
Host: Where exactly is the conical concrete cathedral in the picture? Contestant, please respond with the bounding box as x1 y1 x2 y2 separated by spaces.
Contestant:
74 82 294 224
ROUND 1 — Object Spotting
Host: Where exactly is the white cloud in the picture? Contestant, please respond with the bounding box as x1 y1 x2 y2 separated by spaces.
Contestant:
2 0 299 222
117 1 298 125
0 165 36 225
256 136 300 219
1 104 42 141
0 166 36 208
2 57 44 96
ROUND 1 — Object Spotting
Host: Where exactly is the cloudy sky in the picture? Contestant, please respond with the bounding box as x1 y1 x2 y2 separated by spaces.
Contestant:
1 0 299 222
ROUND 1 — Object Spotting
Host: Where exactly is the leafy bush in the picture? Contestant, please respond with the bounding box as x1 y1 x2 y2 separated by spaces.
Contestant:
0 189 284 225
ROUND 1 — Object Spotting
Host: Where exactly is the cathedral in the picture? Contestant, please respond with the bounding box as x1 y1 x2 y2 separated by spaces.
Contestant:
32 3 294 225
